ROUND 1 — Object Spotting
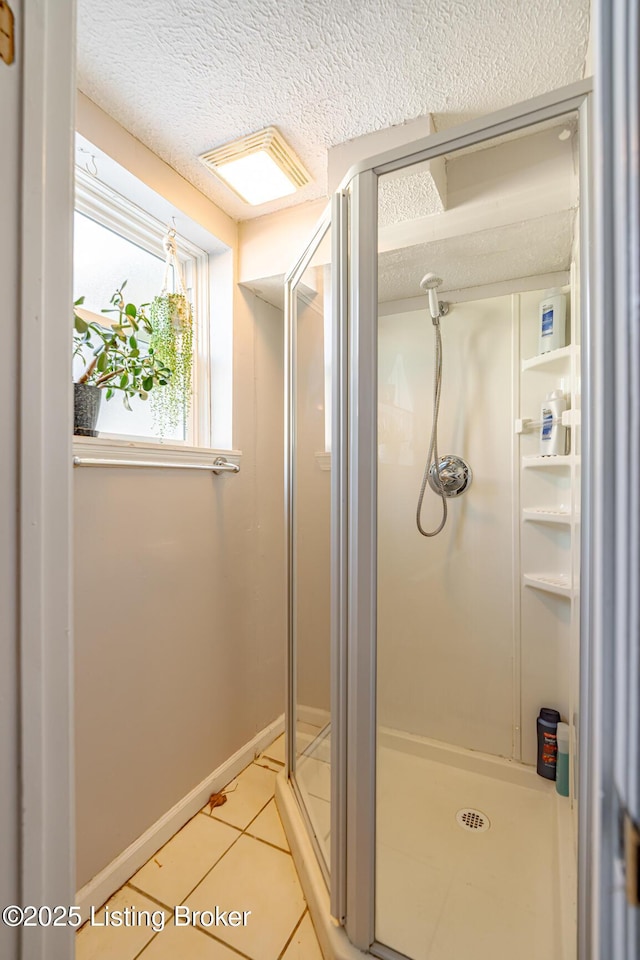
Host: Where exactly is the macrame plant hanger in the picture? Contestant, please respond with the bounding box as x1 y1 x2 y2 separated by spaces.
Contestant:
161 224 188 307
149 222 194 434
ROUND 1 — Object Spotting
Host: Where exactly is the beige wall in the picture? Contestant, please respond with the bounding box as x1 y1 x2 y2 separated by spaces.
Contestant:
73 96 288 886
238 199 327 286
74 94 286 888
75 289 285 887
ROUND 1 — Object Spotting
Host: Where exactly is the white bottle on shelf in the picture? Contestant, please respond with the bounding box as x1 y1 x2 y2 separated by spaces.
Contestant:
538 288 567 354
540 390 569 456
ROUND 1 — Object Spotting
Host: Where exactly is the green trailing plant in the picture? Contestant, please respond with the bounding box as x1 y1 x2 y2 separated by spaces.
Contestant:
73 282 172 409
148 292 194 433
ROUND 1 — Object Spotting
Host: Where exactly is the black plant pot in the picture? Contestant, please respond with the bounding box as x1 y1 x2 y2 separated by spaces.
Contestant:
74 383 101 437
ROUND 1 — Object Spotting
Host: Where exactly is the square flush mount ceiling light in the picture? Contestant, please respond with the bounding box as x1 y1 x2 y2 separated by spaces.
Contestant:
198 126 311 206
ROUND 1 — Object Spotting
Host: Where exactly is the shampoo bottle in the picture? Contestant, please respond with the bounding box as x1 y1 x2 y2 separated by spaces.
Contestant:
537 707 561 780
539 288 567 354
540 390 568 456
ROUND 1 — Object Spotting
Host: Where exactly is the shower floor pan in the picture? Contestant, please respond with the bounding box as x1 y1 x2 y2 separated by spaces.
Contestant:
278 733 576 960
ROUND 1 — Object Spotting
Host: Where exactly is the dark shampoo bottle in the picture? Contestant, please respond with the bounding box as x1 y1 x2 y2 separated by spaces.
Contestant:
537 708 561 779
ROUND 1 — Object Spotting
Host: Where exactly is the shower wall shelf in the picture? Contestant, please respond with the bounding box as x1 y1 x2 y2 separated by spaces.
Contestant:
522 508 571 524
517 416 565 432
516 410 581 434
522 454 574 467
518 279 581 802
523 573 573 598
522 344 576 372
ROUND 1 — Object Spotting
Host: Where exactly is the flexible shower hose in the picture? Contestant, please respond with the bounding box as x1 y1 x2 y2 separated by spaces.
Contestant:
416 320 447 537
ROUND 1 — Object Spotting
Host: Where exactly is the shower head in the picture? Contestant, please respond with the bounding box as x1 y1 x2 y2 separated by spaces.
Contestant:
420 272 442 290
420 273 443 321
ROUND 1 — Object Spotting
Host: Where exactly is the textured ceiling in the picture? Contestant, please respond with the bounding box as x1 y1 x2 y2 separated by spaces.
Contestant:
378 209 576 302
76 0 590 221
243 208 576 309
379 170 445 228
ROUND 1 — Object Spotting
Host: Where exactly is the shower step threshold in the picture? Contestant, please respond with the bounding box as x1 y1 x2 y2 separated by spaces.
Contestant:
523 573 572 598
522 508 572 524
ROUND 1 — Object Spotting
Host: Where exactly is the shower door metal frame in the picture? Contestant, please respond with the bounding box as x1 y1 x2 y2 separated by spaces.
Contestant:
337 78 595 957
284 201 336 888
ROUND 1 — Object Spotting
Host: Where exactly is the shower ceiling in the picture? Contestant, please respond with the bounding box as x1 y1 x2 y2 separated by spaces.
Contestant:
76 0 590 221
378 210 576 302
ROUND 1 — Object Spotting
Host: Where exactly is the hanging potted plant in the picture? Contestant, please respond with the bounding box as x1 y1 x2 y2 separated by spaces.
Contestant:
73 282 172 436
149 230 194 435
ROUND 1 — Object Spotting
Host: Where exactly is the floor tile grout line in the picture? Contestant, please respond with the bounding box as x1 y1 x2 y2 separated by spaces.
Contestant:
127 820 246 910
257 753 285 765
124 882 177 915
243 831 291 856
179 827 247 903
208 790 276 834
197 809 243 835
126 843 285 957
275 907 308 960
131 931 162 960
199 756 278 820
253 758 285 772
133 915 256 960
241 796 281 833
125 847 259 960
200 759 278 827
128 769 280 913
189 922 256 960
179 793 303 958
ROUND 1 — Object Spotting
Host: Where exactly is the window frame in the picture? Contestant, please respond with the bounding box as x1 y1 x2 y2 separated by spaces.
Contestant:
74 167 212 449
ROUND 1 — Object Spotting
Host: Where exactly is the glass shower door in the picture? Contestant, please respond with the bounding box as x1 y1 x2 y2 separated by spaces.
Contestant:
285 209 333 875
373 116 585 960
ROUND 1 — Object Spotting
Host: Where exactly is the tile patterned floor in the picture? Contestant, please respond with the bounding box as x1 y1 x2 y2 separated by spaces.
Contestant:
77 735 323 960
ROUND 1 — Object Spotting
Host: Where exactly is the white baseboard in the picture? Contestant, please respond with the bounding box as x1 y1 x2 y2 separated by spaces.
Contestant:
76 714 284 920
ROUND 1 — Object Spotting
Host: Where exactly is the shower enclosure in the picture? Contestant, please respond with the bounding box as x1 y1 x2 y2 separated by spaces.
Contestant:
278 79 593 960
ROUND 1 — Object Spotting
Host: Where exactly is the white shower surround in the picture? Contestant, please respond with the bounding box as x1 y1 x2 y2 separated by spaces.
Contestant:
378 295 517 758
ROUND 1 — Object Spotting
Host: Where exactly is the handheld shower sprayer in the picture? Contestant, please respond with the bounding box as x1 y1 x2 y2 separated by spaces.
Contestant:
420 272 443 323
415 271 471 538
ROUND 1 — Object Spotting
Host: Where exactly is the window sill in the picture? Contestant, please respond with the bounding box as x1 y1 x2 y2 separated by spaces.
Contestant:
73 435 242 469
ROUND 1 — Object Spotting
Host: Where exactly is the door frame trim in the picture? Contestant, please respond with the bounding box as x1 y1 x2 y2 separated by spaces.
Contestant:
19 0 77 955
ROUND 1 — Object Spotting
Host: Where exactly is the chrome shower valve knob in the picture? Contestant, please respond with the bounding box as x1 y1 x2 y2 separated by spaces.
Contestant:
428 455 473 497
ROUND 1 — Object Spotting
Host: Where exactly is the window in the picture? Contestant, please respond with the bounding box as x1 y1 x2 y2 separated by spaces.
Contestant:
73 166 210 446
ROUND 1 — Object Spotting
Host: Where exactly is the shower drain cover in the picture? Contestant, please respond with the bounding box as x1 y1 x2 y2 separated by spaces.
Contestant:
456 808 490 833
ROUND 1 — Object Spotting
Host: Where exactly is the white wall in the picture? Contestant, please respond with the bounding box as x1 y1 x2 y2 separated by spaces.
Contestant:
377 297 516 757
0 3 22 955
378 289 577 765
